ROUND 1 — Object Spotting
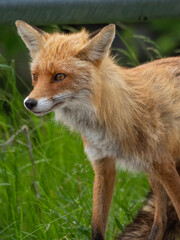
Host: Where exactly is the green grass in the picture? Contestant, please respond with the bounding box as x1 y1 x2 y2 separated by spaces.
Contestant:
0 48 150 239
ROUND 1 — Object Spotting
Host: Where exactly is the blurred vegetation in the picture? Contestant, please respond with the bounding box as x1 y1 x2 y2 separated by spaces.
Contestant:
0 19 180 239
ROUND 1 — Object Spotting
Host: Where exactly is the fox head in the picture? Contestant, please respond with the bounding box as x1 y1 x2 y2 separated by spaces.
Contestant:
16 21 115 118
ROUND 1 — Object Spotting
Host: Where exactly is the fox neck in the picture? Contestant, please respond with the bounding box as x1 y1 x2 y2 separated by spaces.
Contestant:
96 60 138 142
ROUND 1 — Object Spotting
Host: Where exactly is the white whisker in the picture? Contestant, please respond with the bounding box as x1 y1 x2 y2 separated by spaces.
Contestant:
53 92 73 103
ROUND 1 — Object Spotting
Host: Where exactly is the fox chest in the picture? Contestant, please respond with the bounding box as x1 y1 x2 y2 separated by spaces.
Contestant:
55 106 120 160
55 107 149 172
82 128 149 172
83 128 121 161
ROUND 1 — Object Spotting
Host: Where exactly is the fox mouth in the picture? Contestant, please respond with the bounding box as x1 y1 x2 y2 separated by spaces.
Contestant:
24 92 75 116
32 101 64 116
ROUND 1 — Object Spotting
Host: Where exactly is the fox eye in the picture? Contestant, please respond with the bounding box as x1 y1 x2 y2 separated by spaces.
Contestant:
54 73 66 82
33 74 38 82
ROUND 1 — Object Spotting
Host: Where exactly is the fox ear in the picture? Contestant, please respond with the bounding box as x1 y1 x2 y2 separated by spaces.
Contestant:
77 24 115 63
15 20 47 57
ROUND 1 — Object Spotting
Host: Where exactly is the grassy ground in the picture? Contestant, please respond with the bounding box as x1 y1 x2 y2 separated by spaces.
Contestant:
0 33 151 239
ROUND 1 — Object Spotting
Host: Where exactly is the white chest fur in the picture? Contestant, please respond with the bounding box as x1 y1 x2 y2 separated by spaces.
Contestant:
54 104 148 172
83 128 121 162
54 103 121 161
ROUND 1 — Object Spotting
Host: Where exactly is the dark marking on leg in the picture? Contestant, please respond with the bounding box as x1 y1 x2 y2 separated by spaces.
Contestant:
92 232 104 240
92 226 104 240
149 223 159 240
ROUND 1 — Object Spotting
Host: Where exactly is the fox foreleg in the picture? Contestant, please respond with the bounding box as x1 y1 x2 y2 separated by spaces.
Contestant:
91 157 116 240
148 176 167 240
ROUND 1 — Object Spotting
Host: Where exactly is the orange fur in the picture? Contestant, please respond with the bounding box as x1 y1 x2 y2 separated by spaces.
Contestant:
16 21 180 240
92 158 116 239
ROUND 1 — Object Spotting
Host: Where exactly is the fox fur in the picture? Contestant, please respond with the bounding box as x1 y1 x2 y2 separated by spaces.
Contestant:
16 21 180 240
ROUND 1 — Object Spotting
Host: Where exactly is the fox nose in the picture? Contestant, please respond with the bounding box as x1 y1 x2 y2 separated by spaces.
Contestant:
24 98 37 110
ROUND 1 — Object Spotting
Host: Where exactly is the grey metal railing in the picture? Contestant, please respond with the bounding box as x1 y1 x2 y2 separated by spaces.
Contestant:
0 0 180 25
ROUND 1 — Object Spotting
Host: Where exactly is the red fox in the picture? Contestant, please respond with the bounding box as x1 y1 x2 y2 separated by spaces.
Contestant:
16 20 180 240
